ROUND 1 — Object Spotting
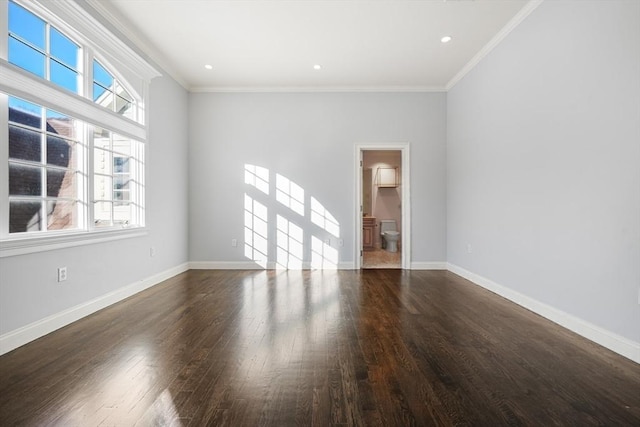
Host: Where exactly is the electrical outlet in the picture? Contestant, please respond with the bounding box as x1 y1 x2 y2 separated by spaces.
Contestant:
57 267 67 282
339 239 344 247
467 243 473 254
150 246 156 257
231 239 237 247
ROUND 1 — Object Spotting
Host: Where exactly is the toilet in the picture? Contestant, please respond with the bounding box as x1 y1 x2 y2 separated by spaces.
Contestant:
380 219 400 253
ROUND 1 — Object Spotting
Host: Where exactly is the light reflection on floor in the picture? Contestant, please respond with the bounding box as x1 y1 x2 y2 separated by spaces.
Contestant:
238 270 341 393
362 248 401 268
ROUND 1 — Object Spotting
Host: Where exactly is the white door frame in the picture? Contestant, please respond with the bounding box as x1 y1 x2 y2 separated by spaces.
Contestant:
354 143 411 269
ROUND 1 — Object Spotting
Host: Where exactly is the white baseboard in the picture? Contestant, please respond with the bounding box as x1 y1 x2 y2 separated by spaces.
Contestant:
189 261 267 270
190 261 356 270
447 263 640 364
411 262 447 270
0 262 189 356
338 262 356 270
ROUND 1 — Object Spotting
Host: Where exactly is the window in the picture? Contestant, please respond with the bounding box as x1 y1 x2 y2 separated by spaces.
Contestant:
92 126 143 227
8 96 83 233
1 0 159 255
8 1 80 94
93 59 136 121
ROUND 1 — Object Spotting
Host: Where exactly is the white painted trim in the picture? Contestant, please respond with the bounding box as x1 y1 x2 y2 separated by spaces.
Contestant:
190 86 446 94
0 62 147 141
0 262 189 355
189 261 267 270
338 262 356 270
84 0 185 89
190 261 356 270
411 262 447 270
0 228 148 258
447 263 640 364
355 143 411 270
445 0 544 91
23 0 160 81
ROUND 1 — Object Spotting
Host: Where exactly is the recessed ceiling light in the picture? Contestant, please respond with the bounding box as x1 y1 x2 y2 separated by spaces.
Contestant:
441 36 452 43
313 64 322 70
204 64 213 70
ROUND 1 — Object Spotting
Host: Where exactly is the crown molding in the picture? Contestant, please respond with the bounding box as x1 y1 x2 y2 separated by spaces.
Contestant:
446 0 544 91
84 0 188 90
189 85 446 94
21 0 160 81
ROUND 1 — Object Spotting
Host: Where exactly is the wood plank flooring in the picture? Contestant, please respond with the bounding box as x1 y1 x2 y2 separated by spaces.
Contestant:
0 269 639 426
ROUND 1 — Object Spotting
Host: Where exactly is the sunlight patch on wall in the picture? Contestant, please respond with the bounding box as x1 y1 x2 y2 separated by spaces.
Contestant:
311 236 338 269
244 164 340 269
245 164 269 195
276 173 304 216
311 197 340 237
276 215 304 269
244 194 268 268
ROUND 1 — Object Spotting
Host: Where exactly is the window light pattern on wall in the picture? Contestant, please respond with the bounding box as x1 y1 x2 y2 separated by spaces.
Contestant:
244 194 268 268
310 197 340 238
276 215 304 269
244 164 269 195
244 164 340 269
276 174 304 216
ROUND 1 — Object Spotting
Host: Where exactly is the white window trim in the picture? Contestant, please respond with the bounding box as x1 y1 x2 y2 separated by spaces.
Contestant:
0 0 160 257
0 227 149 258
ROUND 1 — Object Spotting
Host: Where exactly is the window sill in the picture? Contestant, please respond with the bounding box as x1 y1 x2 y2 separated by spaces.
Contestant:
0 227 148 258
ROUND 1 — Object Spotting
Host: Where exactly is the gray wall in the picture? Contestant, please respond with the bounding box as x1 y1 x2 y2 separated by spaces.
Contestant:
188 92 447 266
0 73 190 335
447 0 640 342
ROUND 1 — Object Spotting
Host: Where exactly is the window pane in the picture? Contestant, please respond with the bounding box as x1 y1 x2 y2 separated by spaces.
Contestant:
9 125 41 162
50 59 78 93
47 168 76 198
9 97 41 129
8 37 45 78
50 27 78 69
94 201 112 226
47 110 78 140
112 135 131 156
114 176 129 191
94 148 112 175
10 201 42 233
46 135 72 167
93 83 113 107
115 95 133 117
113 190 129 202
47 200 78 230
116 82 133 102
114 157 130 173
94 175 112 201
9 163 42 196
114 203 131 222
93 60 113 88
8 2 45 49
93 126 111 145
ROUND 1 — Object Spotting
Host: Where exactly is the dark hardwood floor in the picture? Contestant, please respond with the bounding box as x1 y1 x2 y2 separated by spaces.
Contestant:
0 269 638 426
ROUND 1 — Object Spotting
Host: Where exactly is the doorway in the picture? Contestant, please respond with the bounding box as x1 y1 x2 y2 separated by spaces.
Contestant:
354 143 411 269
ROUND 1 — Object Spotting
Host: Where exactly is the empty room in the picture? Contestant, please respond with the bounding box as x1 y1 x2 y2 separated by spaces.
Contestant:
0 0 639 425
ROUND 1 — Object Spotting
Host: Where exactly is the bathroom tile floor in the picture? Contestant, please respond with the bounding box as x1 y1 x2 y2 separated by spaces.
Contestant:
362 248 401 269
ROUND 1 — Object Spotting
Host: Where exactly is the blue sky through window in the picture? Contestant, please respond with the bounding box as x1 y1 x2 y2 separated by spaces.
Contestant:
8 1 80 94
8 1 45 48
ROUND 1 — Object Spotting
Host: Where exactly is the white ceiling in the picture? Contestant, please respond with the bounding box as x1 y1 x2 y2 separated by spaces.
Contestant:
97 0 533 91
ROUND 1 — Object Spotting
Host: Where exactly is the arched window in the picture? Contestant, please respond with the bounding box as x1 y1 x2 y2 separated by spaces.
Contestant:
0 0 159 255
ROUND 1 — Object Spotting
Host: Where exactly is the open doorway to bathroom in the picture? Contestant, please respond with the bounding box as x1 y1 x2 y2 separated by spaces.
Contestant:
355 144 411 269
